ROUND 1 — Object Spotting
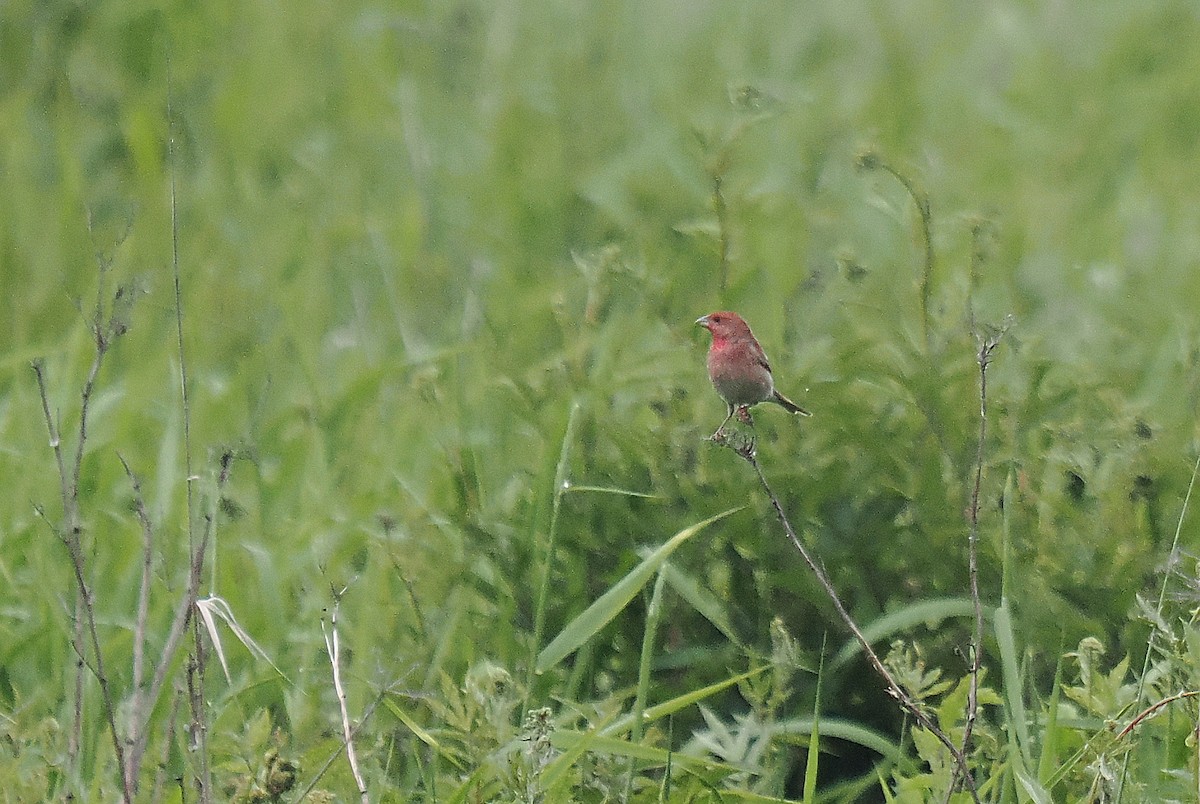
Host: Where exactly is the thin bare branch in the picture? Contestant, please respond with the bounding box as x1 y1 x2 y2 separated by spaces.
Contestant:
166 53 211 802
119 453 156 786
31 361 71 531
32 335 133 802
71 588 84 776
322 590 369 802
1115 690 1200 740
959 329 1003 784
71 345 108 517
295 690 389 802
711 432 980 802
68 537 130 797
151 685 184 804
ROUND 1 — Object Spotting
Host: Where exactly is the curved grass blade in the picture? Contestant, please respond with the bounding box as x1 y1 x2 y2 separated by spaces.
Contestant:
829 597 981 674
535 507 741 673
601 665 767 738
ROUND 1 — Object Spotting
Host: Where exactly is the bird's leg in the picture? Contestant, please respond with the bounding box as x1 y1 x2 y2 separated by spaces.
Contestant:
707 404 757 456
711 404 737 440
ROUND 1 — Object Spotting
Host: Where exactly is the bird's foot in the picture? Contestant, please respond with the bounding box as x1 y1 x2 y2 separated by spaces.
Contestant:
708 427 730 444
735 406 754 426
707 426 756 459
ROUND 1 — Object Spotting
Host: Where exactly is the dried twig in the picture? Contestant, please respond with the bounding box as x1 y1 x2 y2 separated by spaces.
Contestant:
165 54 212 801
120 453 155 785
33 334 134 803
322 589 369 802
1115 690 1200 740
710 431 980 802
152 684 184 804
296 692 389 803
959 329 1004 784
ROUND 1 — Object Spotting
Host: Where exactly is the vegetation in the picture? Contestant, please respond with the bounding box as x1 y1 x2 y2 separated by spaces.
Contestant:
3 0 1200 800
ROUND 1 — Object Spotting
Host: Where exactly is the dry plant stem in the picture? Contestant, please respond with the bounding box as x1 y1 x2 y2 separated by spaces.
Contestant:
167 60 211 802
121 454 156 785
1115 690 1200 740
122 453 231 791
167 57 194 560
157 453 231 696
33 287 225 798
70 590 84 774
127 470 219 787
958 338 997 783
187 620 209 800
152 685 184 804
296 694 387 802
186 643 207 794
32 356 135 803
322 595 369 803
719 436 980 803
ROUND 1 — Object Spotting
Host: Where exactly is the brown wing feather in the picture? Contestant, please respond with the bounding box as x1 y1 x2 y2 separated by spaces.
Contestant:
748 339 772 376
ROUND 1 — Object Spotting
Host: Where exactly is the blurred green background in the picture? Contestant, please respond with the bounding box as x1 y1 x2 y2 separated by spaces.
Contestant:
3 0 1200 798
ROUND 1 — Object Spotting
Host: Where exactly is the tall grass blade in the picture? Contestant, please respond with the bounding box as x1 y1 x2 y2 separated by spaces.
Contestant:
802 644 823 804
994 601 1030 764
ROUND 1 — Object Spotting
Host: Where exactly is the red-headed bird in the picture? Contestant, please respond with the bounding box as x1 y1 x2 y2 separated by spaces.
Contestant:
696 311 810 436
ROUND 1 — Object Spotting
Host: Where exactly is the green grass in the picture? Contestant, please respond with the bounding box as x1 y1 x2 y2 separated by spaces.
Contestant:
3 0 1200 800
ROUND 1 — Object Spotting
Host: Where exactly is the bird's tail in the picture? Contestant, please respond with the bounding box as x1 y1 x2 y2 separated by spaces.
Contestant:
772 391 812 417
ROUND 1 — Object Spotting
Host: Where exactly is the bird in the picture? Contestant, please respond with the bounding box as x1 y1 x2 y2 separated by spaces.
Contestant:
696 311 810 437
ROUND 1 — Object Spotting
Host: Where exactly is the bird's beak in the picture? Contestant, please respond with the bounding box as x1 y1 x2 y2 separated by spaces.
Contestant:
695 315 711 330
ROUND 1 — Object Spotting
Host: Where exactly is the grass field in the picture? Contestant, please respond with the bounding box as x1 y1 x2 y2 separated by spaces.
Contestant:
4 0 1200 801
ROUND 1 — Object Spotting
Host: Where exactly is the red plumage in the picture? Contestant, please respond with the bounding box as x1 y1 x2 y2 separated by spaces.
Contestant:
696 311 810 435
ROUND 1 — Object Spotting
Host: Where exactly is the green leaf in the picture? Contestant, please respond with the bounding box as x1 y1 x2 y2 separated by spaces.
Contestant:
995 600 1033 764
535 507 741 673
770 717 904 766
1012 761 1053 804
549 730 743 773
802 648 823 804
658 560 745 650
384 697 465 771
602 665 769 738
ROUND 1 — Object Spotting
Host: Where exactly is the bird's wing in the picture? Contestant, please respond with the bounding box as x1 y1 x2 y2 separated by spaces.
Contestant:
749 339 773 375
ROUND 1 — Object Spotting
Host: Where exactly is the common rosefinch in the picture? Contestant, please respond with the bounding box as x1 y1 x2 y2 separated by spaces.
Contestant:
696 311 811 436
